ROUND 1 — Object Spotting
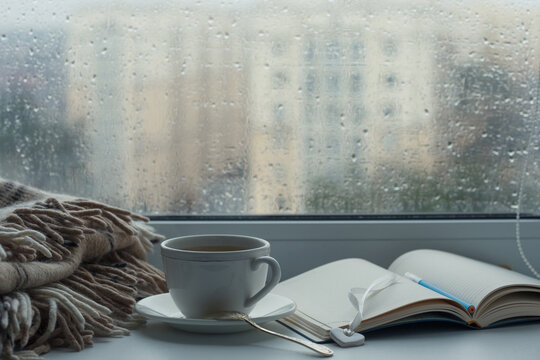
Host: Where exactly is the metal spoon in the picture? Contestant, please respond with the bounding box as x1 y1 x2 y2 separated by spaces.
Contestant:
211 312 333 357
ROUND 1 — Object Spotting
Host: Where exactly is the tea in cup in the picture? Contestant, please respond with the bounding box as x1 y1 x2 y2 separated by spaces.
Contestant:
160 234 281 318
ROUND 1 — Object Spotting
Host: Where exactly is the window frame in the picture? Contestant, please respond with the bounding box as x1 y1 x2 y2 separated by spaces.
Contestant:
148 217 540 280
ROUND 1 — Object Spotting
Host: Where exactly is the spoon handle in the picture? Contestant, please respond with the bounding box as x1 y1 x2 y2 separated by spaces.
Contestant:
238 314 333 357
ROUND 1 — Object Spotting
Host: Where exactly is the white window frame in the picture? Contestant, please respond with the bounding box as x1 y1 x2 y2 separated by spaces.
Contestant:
149 218 540 280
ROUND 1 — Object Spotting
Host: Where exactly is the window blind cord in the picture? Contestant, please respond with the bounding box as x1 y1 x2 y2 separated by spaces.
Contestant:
515 64 540 279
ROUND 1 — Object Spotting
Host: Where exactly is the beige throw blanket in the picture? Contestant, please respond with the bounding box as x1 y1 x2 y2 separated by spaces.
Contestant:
0 178 167 359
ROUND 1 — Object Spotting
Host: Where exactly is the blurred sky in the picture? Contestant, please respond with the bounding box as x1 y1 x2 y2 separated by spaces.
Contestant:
1 0 539 29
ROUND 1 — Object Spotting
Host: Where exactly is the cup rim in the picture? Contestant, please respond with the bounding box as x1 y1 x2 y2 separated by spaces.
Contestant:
160 234 270 261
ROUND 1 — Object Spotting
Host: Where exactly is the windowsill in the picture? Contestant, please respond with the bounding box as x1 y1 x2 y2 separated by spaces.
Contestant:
44 318 540 360
43 217 540 360
149 218 540 280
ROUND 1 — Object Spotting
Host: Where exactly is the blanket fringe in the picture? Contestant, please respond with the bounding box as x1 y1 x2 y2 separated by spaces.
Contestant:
0 198 158 264
0 197 166 359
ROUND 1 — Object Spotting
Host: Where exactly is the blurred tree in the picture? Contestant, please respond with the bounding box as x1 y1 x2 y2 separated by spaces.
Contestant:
305 60 537 215
0 89 87 193
433 61 532 213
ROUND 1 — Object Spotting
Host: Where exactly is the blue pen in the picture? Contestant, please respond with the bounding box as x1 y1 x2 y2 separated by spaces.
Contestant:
405 272 476 315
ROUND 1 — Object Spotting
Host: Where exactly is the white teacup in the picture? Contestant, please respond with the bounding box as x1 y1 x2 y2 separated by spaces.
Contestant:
160 234 281 318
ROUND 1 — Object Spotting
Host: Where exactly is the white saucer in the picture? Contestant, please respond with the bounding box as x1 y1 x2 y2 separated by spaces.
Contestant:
135 292 296 334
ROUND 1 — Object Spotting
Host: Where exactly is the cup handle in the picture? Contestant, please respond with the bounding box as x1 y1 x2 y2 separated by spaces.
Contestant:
245 256 282 308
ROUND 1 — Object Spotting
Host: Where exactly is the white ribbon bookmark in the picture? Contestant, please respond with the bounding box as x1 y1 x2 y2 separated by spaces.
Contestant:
330 274 399 347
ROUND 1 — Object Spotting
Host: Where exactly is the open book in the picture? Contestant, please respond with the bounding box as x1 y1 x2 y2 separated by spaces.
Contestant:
273 249 540 342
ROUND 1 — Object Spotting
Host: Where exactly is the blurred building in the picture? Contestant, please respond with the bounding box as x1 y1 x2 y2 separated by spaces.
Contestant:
246 1 438 213
64 0 539 214
66 5 247 213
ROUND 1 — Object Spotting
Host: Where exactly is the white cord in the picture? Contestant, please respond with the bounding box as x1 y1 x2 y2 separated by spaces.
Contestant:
516 147 540 278
515 66 540 279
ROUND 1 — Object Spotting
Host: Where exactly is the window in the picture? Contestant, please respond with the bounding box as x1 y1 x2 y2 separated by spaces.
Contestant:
326 72 340 92
272 71 288 89
382 39 398 58
0 0 539 219
326 41 341 61
382 73 397 88
351 42 366 63
350 73 363 93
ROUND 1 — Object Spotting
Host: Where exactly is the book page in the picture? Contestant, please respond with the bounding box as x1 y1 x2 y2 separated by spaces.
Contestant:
388 249 540 309
273 258 450 328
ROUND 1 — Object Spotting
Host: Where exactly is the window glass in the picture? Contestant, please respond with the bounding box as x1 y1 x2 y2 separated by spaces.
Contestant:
0 1 539 216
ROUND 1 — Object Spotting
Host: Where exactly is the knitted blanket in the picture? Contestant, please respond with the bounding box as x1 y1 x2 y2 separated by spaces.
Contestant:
0 178 167 359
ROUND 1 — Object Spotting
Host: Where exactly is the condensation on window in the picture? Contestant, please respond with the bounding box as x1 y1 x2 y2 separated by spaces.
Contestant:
0 0 539 216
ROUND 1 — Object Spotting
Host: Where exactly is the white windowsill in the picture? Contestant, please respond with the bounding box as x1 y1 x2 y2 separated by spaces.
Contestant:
149 219 540 280
44 218 540 360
